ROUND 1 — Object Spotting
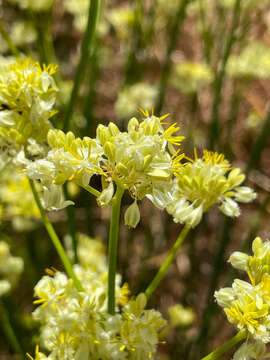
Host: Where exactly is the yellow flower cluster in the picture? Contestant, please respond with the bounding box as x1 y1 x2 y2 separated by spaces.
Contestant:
215 237 270 343
228 42 270 79
171 61 214 94
167 150 256 227
0 58 58 159
31 234 166 360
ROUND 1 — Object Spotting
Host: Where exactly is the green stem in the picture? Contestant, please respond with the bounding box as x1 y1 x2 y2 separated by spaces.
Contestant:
245 106 270 176
200 330 247 360
0 300 24 359
63 0 100 132
29 179 84 292
108 186 124 314
155 0 190 114
0 20 19 57
82 184 101 198
145 224 191 300
208 0 242 150
63 183 78 263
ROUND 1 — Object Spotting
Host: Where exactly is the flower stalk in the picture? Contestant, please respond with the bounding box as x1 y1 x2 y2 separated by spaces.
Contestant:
108 185 124 314
145 223 191 300
29 179 84 292
63 0 101 132
200 330 247 360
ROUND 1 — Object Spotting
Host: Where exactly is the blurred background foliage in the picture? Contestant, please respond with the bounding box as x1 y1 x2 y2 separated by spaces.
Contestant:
1 0 270 358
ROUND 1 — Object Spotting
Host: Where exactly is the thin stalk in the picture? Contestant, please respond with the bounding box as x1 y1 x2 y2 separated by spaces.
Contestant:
108 186 124 314
145 224 191 300
82 184 101 198
155 0 190 114
29 179 84 292
63 183 78 263
208 0 242 150
0 300 24 359
63 0 100 132
0 20 19 56
245 106 270 176
200 330 246 360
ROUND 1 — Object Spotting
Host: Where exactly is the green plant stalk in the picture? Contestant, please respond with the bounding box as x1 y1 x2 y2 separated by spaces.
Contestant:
200 330 247 360
108 186 124 314
145 224 191 300
208 0 242 150
63 0 100 132
63 183 78 263
0 20 19 57
0 300 24 359
245 106 270 176
155 0 190 115
82 184 101 197
29 179 84 292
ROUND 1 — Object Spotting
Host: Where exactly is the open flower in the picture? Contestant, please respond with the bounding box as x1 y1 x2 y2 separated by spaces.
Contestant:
0 58 58 160
215 237 270 344
96 111 185 210
167 150 256 227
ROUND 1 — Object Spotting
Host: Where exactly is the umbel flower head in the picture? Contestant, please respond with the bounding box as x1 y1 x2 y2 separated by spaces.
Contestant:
115 82 158 119
171 61 214 94
31 234 166 360
0 58 58 160
96 110 184 210
215 237 270 344
167 150 256 227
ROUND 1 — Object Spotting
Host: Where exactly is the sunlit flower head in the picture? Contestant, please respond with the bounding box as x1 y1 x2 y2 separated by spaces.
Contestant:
0 58 58 160
96 109 185 211
215 237 270 343
167 149 256 227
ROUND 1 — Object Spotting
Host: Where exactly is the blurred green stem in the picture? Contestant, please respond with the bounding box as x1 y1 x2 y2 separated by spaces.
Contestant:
108 186 124 314
155 0 190 114
29 179 84 292
63 183 78 263
245 106 270 176
0 20 19 56
208 0 242 150
145 224 191 300
0 300 24 359
200 330 246 360
63 0 100 132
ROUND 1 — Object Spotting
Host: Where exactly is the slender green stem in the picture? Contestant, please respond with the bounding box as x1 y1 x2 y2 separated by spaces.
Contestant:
245 106 270 176
29 179 84 292
208 0 242 150
108 186 124 314
200 330 246 360
63 0 100 132
0 20 19 57
155 0 190 114
63 183 78 263
82 184 101 197
0 300 24 359
145 224 191 300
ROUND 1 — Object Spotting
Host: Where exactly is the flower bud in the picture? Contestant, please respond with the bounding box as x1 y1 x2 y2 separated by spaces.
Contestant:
97 182 114 207
124 200 140 228
228 251 249 271
108 122 120 137
104 142 116 162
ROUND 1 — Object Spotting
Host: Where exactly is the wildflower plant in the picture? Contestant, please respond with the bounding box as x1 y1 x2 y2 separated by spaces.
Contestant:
0 0 267 359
